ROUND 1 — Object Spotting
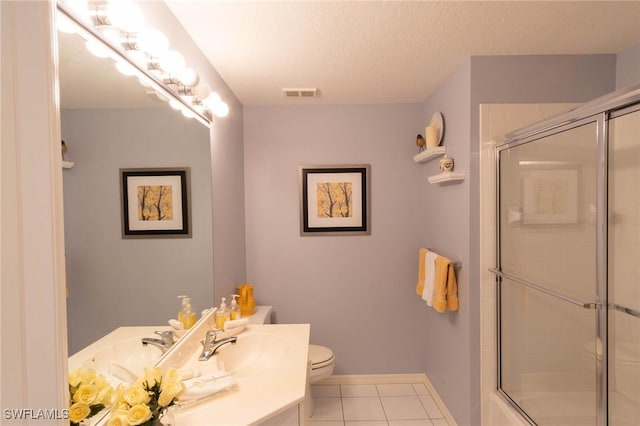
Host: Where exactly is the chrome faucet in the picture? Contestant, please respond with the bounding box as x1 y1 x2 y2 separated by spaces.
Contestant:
199 329 237 361
141 330 175 353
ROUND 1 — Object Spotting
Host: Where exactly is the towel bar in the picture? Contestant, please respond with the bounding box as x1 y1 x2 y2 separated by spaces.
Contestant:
426 248 462 268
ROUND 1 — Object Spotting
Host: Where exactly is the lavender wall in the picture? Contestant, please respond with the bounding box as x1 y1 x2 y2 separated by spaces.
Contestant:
616 42 640 89
243 104 432 374
419 60 473 426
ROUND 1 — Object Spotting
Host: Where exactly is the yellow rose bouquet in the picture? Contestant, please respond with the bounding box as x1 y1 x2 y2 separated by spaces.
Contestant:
68 368 113 425
108 367 185 426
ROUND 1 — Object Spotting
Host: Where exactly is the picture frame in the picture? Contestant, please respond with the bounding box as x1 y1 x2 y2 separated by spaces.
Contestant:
299 164 371 236
120 168 191 238
522 168 578 225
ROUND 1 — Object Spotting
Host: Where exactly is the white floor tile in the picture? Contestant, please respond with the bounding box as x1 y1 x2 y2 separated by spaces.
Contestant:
311 398 344 422
417 394 443 419
345 421 388 426
412 384 429 396
313 384 342 398
309 422 345 426
377 384 417 397
342 397 386 421
381 396 429 420
341 384 379 397
388 420 435 426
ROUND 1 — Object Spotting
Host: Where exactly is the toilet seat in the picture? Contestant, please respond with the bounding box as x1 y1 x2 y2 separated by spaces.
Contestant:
309 344 335 370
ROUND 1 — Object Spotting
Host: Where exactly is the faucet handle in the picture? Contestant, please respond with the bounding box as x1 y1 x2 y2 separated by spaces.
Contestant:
205 329 223 343
155 330 175 345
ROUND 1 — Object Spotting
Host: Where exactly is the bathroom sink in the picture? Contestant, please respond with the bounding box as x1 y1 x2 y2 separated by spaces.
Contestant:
80 336 163 383
211 332 289 377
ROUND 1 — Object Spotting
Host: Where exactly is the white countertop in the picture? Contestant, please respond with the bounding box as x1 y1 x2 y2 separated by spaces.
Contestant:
68 316 310 426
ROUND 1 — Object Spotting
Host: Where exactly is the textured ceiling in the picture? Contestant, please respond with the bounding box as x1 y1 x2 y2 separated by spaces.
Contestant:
165 0 640 105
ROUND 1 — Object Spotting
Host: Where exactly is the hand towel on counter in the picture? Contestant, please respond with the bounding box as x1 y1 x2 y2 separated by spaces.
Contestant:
422 251 438 306
416 248 428 296
432 255 459 313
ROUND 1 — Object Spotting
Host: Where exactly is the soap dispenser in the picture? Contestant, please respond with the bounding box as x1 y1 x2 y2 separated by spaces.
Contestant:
230 294 241 320
177 295 188 324
215 297 230 330
178 295 197 330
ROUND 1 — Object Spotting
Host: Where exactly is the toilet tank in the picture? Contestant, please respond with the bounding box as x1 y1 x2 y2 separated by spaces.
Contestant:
247 305 273 324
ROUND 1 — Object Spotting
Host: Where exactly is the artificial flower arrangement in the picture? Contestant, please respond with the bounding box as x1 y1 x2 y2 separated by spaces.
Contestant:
68 368 114 425
107 367 186 426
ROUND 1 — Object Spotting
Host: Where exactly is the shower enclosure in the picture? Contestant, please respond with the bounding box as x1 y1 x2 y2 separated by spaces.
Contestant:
492 84 640 426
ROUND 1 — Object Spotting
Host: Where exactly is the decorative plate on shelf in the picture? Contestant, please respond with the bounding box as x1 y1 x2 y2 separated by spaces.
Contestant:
429 112 445 145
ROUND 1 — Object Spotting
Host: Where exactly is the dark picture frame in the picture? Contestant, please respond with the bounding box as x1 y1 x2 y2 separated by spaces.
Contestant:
299 164 371 236
120 168 191 238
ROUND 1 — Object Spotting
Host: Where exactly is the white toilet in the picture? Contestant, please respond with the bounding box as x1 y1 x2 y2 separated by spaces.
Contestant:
308 344 335 383
249 306 335 417
306 344 336 417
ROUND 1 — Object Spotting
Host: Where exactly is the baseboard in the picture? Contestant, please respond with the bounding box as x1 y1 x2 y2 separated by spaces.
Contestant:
316 374 457 426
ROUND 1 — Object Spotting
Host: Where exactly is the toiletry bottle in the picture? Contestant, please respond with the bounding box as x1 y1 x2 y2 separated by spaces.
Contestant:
215 297 230 329
181 297 197 329
177 295 188 324
230 294 241 320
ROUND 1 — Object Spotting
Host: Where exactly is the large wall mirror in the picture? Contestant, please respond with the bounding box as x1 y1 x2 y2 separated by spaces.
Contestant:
58 16 215 354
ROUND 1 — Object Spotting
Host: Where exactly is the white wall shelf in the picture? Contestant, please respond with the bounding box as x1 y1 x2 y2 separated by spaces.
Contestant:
427 171 466 184
62 160 75 169
413 146 446 163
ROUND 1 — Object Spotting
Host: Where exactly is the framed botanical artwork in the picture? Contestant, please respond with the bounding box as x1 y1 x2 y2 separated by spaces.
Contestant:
522 168 578 225
299 164 371 236
120 168 191 238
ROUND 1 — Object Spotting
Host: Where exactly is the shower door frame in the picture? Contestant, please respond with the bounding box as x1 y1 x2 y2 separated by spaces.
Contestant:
492 83 640 426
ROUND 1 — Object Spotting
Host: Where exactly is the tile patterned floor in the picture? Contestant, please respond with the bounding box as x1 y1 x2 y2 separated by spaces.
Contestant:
309 382 450 426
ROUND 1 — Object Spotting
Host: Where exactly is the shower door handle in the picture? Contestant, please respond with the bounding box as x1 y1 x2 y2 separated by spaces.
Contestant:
610 303 640 319
489 268 600 310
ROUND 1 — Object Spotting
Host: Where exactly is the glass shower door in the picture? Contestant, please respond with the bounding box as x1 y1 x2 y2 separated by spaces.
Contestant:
608 106 640 426
497 121 600 426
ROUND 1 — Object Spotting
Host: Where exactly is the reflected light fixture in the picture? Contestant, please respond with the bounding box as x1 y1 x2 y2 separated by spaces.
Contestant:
58 0 230 122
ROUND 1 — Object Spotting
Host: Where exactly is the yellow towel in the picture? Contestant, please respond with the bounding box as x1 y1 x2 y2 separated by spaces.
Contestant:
432 255 459 313
416 248 428 296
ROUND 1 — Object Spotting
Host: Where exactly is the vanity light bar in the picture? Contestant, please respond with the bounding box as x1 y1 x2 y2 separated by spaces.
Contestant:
57 0 228 125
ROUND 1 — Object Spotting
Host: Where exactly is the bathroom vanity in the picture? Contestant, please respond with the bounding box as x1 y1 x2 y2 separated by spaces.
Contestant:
68 310 310 426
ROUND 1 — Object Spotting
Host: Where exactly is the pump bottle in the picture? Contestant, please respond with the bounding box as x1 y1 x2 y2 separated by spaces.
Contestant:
230 295 241 320
178 295 197 329
215 297 230 329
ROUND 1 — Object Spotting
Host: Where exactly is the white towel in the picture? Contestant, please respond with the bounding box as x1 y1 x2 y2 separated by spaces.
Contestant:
181 371 237 401
422 251 438 306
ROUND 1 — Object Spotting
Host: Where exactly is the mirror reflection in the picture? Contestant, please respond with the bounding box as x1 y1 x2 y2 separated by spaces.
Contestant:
58 29 214 355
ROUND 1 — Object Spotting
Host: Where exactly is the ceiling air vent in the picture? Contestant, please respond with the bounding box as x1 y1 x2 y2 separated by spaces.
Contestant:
283 88 318 98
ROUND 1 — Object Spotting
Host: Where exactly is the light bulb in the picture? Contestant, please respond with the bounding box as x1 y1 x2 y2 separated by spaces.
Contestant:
177 68 200 87
85 40 111 58
63 0 89 19
126 50 149 67
115 60 136 76
158 50 186 76
106 0 144 33
136 28 169 58
168 99 183 110
213 101 229 118
181 108 195 119
203 92 221 109
57 15 79 34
